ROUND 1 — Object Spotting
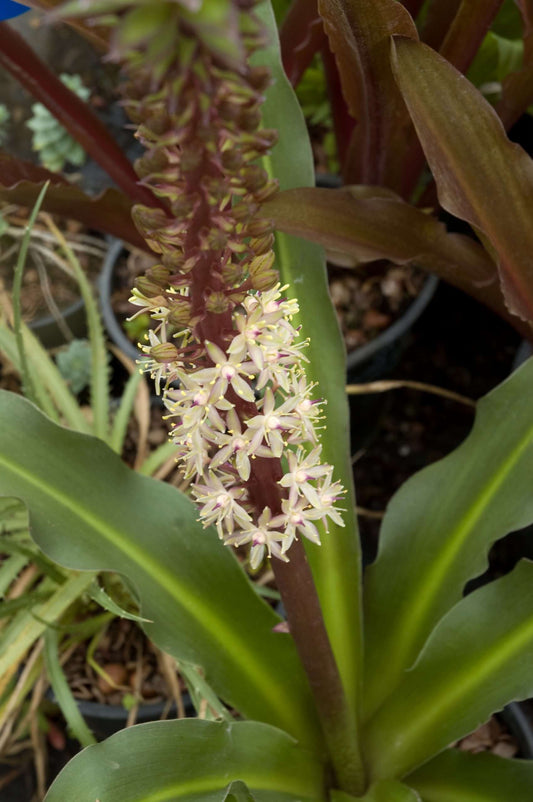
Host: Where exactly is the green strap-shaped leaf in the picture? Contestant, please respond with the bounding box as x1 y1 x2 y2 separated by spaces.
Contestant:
407 747 533 802
44 719 326 802
0 390 321 748
255 1 363 727
331 780 421 802
363 356 533 720
364 560 533 780
391 36 533 322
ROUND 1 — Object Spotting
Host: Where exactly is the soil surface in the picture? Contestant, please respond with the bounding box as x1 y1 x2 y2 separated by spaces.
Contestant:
352 280 524 567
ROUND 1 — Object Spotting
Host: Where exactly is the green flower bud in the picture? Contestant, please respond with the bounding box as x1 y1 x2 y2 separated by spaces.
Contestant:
150 342 179 363
205 291 230 314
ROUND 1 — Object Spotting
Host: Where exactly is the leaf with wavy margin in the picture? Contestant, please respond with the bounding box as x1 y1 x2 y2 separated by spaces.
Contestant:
407 747 533 802
262 186 532 339
0 390 320 747
391 36 533 323
365 561 533 779
44 720 325 802
363 356 533 720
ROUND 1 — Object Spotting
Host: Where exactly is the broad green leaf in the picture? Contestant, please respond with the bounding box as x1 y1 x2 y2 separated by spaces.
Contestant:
318 0 417 185
363 356 533 720
255 0 363 740
391 36 533 322
331 781 421 802
407 747 533 802
0 391 320 747
45 719 326 802
358 780 421 802
262 186 530 338
364 560 533 780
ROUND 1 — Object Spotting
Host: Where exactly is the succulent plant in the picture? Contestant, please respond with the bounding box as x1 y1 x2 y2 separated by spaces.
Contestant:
26 74 89 172
55 338 92 395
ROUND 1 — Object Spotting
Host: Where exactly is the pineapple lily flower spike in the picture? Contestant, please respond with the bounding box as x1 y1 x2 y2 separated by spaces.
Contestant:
120 0 346 570
58 0 361 791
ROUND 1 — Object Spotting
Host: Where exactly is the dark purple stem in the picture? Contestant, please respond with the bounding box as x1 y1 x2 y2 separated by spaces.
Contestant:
272 539 366 795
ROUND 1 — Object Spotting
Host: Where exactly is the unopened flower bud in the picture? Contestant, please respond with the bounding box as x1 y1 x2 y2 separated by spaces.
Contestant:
136 276 166 298
150 342 179 363
145 110 172 136
171 195 194 219
232 200 258 221
219 99 240 122
253 179 279 203
248 65 271 91
205 228 227 251
241 165 267 193
221 260 246 286
162 251 185 271
180 144 203 172
246 218 274 238
135 150 169 178
147 265 172 287
205 291 230 313
132 206 170 239
250 233 275 255
221 148 243 171
239 105 261 131
256 129 278 149
249 251 278 290
168 298 192 327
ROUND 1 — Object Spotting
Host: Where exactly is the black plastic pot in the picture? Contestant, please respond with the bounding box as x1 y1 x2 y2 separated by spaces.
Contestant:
501 702 533 759
99 238 141 364
76 697 192 741
28 296 87 349
346 274 439 384
346 273 439 452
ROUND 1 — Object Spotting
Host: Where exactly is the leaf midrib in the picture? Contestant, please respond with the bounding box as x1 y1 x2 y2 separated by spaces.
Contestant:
388 418 533 686
0 451 296 730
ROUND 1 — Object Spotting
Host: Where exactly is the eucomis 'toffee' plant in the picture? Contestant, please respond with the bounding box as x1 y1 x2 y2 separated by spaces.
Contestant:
1 1 533 800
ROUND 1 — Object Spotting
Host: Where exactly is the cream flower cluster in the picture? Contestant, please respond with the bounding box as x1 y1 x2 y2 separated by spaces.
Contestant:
133 284 345 568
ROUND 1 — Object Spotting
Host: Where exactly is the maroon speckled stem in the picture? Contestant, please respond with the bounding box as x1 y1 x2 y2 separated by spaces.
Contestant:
272 539 366 796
